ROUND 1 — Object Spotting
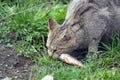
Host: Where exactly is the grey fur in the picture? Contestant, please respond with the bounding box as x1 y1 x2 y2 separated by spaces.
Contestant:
46 0 120 58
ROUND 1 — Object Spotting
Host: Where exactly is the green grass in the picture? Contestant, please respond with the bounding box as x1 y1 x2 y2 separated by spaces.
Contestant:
0 0 120 80
30 34 120 80
31 52 120 80
0 0 67 56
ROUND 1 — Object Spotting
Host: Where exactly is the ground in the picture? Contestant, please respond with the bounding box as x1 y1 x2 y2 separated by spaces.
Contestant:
0 43 34 80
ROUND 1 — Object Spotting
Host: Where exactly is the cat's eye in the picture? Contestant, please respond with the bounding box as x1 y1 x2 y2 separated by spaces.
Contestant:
53 49 57 53
63 35 71 41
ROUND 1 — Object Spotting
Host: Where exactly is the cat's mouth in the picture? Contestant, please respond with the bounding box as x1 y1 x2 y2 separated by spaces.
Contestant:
47 51 85 67
47 49 60 58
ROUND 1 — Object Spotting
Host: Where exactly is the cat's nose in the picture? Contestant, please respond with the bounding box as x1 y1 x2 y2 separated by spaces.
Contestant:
47 49 53 57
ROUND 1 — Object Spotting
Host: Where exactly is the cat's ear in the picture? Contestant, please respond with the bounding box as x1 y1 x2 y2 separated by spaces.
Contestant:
48 18 59 31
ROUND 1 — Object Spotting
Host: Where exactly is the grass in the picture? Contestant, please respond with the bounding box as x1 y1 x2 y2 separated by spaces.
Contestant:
31 34 120 80
31 53 120 80
0 0 120 80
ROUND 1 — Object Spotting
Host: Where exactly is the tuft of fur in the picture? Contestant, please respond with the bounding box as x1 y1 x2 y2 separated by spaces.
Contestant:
65 0 89 21
46 0 120 58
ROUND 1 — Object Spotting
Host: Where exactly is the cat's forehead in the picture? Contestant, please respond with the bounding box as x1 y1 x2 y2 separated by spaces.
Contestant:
48 27 67 44
52 26 67 35
51 27 66 39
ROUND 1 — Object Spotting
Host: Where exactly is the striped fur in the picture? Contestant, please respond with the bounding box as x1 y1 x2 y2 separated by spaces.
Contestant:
46 0 120 58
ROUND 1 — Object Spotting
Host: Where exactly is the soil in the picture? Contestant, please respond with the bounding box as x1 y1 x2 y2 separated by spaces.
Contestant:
0 43 34 80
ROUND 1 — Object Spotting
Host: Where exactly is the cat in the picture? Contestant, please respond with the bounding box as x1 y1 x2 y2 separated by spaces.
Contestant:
46 0 120 59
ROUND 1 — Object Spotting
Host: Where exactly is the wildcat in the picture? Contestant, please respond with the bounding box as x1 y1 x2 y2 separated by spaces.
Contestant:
46 0 120 58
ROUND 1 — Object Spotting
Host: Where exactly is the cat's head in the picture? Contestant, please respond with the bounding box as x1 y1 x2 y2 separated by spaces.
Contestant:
46 18 85 58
